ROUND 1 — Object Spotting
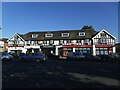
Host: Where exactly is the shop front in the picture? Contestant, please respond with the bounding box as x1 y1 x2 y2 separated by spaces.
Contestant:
96 44 113 55
40 45 55 56
62 45 92 57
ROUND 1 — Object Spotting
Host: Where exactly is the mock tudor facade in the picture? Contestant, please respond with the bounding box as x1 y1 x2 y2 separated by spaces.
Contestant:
0 38 8 52
7 26 116 57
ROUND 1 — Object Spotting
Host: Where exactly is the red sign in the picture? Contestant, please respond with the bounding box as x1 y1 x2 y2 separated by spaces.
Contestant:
8 46 24 48
63 45 92 48
96 44 113 48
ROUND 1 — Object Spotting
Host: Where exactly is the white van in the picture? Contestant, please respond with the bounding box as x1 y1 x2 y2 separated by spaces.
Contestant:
67 52 85 60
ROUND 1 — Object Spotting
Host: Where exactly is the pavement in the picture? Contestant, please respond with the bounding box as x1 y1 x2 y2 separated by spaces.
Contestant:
2 58 120 89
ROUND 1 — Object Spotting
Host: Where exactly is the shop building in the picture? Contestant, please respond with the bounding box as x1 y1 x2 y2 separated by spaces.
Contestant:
7 26 116 56
0 38 8 52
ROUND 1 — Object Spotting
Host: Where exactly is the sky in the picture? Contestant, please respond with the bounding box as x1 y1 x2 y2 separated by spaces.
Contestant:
0 2 1 23
2 2 119 42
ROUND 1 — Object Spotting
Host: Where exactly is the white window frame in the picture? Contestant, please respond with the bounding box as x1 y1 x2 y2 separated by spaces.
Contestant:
32 34 38 38
79 32 85 36
61 33 69 37
84 39 89 43
45 33 53 37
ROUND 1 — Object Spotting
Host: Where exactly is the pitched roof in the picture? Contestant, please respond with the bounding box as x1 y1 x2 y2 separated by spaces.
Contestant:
92 29 116 39
11 26 98 41
20 28 97 41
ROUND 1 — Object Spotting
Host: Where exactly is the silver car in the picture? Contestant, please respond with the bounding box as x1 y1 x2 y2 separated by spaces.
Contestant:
0 52 13 61
19 53 47 62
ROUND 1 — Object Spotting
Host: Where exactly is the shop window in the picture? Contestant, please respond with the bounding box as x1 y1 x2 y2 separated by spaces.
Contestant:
63 48 67 50
100 48 103 50
105 51 108 55
80 50 82 53
87 48 90 50
96 51 99 55
100 51 104 54
75 48 79 50
67 48 72 50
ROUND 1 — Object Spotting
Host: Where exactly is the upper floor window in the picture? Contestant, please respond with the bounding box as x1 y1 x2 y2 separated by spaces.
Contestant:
101 32 106 37
79 32 85 36
98 38 107 44
32 34 38 38
84 39 89 43
45 33 53 37
61 33 69 37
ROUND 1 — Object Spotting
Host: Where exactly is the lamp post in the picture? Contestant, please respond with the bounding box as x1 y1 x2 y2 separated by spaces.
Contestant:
0 27 2 39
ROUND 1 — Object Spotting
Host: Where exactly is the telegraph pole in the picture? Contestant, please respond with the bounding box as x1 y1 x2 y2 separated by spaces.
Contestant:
0 3 1 36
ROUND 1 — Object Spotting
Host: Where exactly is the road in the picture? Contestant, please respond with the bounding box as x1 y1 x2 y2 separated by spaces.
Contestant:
2 59 120 89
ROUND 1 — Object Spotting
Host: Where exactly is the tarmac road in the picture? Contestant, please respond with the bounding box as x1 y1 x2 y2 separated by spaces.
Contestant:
2 59 120 89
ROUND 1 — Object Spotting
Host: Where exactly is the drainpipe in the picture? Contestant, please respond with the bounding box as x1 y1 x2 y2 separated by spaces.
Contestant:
55 47 58 56
112 46 116 53
32 49 34 53
73 47 75 52
93 45 96 56
55 45 62 56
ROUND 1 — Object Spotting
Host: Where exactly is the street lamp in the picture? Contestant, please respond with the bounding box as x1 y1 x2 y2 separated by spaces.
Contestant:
0 27 2 39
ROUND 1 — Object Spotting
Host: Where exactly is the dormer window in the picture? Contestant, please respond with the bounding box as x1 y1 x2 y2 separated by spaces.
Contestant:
61 33 69 37
32 34 38 38
45 33 53 37
79 32 85 36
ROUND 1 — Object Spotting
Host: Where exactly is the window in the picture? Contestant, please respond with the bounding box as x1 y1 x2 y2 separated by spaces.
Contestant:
61 33 69 37
71 40 77 44
54 40 59 45
32 34 38 38
77 40 81 43
79 32 85 36
38 41 43 44
50 40 53 45
98 38 107 44
84 39 89 43
101 32 106 37
60 40 63 45
45 33 53 37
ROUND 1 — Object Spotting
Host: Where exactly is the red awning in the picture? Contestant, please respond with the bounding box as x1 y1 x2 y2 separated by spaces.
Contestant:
63 45 92 48
96 44 113 48
8 46 24 48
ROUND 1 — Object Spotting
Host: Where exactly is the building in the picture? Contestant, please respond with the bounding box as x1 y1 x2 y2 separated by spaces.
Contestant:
0 38 8 52
7 26 116 57
114 43 120 54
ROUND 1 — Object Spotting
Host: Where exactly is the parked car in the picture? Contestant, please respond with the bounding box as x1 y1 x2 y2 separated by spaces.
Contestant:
18 53 26 58
84 53 101 62
19 53 47 62
0 52 13 61
109 53 120 63
97 55 114 62
67 52 85 60
110 53 120 59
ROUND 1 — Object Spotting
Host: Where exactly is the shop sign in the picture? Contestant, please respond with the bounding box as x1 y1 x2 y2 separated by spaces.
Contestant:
42 46 54 48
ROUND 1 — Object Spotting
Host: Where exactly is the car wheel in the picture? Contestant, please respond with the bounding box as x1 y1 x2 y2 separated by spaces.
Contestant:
2 58 7 61
20 58 24 61
36 59 40 62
